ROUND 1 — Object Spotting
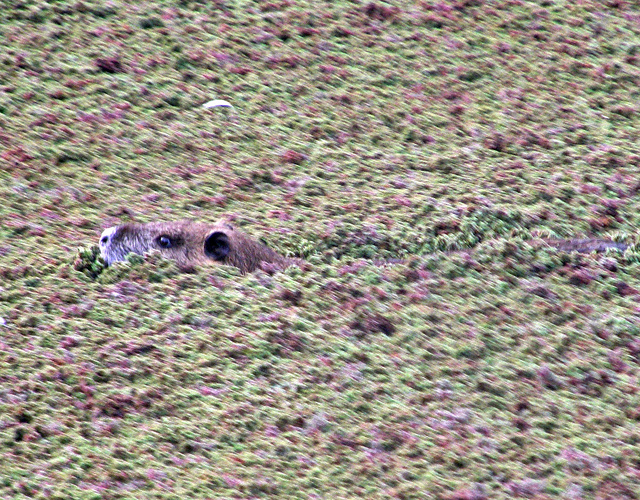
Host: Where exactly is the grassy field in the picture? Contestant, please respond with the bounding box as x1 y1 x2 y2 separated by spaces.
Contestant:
2 1 640 498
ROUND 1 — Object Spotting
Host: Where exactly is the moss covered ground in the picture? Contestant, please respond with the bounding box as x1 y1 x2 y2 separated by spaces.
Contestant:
2 1 640 498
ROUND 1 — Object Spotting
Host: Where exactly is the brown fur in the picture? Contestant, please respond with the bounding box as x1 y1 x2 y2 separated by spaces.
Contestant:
541 238 628 253
100 221 628 274
99 220 298 273
369 237 629 267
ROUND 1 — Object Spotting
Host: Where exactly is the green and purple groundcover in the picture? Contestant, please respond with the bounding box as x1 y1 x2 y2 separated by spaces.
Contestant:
2 1 640 498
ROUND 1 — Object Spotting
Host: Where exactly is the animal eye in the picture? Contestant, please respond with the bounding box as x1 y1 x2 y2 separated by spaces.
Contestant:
158 235 173 249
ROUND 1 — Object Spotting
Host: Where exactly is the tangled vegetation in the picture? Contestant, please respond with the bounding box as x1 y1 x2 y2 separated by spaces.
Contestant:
2 1 640 498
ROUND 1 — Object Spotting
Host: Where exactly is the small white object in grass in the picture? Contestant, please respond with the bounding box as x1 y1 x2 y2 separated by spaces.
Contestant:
0 317 5 326
202 99 233 109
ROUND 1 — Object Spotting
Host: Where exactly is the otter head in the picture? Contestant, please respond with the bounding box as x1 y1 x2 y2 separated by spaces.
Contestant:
99 220 295 273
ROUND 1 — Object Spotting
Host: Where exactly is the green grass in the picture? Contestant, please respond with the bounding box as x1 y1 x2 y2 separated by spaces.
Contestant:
2 1 640 498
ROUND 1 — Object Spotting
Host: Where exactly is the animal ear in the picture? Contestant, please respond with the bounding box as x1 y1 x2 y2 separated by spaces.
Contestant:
204 231 230 261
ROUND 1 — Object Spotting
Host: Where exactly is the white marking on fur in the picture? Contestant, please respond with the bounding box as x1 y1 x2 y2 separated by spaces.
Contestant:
99 226 117 246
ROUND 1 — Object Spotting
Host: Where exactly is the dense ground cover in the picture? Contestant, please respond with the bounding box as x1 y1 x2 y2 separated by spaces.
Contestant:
2 0 640 498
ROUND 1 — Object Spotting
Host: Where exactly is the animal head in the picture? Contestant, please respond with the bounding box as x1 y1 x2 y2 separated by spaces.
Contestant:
99 220 294 273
